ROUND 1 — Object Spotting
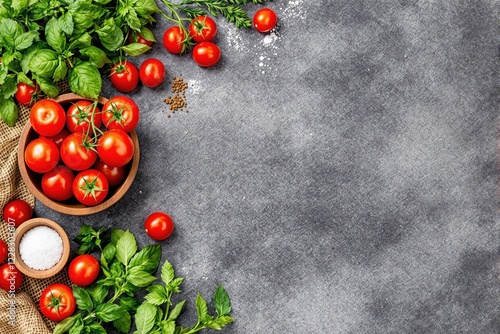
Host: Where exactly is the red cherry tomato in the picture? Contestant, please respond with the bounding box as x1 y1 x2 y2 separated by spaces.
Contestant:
192 42 221 67
144 212 175 241
25 137 59 173
93 160 126 187
30 99 66 137
0 263 23 292
60 133 98 171
253 8 278 33
66 100 101 134
72 169 109 206
2 199 32 228
189 16 217 43
101 96 140 133
39 283 75 322
163 26 186 54
68 254 100 287
139 58 166 88
15 82 41 107
110 61 139 93
46 128 71 149
41 165 75 201
97 129 134 167
127 30 154 47
0 240 7 263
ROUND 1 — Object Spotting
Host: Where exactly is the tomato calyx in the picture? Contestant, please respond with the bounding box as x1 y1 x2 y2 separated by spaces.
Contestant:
71 102 101 132
192 17 210 36
43 291 68 317
104 100 130 127
110 60 131 76
78 174 106 201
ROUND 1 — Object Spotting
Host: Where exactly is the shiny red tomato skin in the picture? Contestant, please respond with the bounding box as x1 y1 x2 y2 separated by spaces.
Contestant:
68 254 100 287
110 61 139 93
128 31 154 47
189 16 217 42
163 26 186 54
60 133 97 171
93 160 126 187
41 165 75 201
2 199 32 228
0 263 23 292
0 240 7 263
25 137 59 173
144 212 175 241
192 42 221 67
97 129 134 167
139 58 166 88
253 8 278 33
39 283 76 322
101 96 140 133
46 128 71 149
30 99 66 137
72 169 109 206
15 82 41 107
66 101 102 134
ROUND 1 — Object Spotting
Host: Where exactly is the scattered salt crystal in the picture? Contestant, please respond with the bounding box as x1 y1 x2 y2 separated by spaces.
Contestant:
20 226 63 270
259 62 264 67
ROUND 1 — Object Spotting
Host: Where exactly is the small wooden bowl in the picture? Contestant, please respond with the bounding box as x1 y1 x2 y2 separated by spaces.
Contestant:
17 93 140 215
14 218 70 279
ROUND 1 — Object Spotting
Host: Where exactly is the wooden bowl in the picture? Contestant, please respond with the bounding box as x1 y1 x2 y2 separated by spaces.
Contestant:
14 218 70 279
17 93 140 215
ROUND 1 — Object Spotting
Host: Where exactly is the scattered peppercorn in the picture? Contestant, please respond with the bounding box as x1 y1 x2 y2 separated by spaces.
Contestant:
163 77 189 117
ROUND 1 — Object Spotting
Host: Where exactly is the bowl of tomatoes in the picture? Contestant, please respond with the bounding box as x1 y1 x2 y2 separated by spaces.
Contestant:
17 93 140 215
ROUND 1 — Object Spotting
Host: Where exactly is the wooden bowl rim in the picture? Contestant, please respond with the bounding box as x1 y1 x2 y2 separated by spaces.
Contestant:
14 218 70 279
17 94 140 216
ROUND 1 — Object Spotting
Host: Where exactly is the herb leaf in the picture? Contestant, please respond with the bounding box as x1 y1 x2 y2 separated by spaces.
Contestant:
161 259 175 285
68 61 102 98
95 303 127 322
134 302 157 334
196 293 209 322
115 229 137 266
129 244 161 274
213 284 231 317
72 286 93 312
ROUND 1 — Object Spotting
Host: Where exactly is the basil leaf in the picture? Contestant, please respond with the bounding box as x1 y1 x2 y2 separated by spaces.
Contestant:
134 0 160 16
53 58 68 82
160 259 174 285
21 43 43 74
68 316 84 334
3 75 18 99
119 296 140 313
159 320 176 334
134 303 156 334
196 294 209 323
122 6 141 31
80 46 111 68
110 260 124 277
0 98 18 127
115 229 137 266
11 0 29 12
87 322 107 334
70 0 104 35
86 283 108 304
72 286 93 312
69 32 92 50
113 311 131 333
166 277 184 293
144 284 168 305
68 61 101 98
0 18 22 48
28 49 59 77
33 75 59 97
140 26 156 42
14 31 37 51
53 314 80 334
95 303 127 322
102 242 116 264
59 12 74 35
0 65 8 85
127 267 157 287
17 72 33 86
167 300 185 321
110 228 125 245
129 244 161 274
45 17 66 53
96 18 124 51
213 284 231 316
120 42 151 56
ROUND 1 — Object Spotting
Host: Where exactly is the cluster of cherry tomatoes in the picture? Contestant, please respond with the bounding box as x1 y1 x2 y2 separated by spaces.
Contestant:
24 96 139 206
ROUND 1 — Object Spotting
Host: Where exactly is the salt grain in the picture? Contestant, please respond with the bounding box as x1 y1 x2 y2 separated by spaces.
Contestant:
19 226 63 270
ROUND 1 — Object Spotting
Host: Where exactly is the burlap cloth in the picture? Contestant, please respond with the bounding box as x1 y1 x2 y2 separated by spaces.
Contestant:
0 82 72 333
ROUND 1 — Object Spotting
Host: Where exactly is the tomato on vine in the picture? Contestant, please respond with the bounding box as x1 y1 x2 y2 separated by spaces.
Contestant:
93 160 126 187
253 8 278 33
25 137 59 173
110 61 139 93
60 133 98 171
41 165 75 202
39 283 76 322
101 96 140 132
46 128 71 149
192 42 221 67
163 26 188 54
189 16 217 42
15 82 41 107
97 129 134 167
30 99 66 137
66 101 101 134
72 169 109 206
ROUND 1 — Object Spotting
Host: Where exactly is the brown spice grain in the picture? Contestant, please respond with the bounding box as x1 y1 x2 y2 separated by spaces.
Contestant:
163 77 189 117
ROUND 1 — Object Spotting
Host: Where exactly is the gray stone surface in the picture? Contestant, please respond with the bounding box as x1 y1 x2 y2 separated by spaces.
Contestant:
36 1 500 333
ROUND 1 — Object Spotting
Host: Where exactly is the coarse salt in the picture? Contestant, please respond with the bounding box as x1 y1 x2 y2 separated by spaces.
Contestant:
19 226 63 270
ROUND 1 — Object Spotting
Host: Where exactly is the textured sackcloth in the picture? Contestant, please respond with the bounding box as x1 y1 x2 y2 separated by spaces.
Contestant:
0 81 72 332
